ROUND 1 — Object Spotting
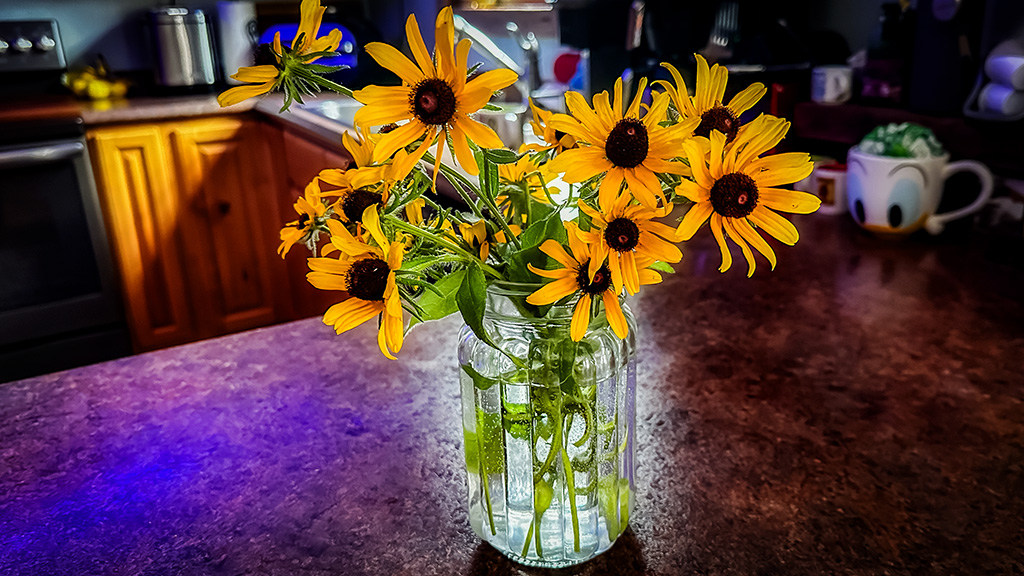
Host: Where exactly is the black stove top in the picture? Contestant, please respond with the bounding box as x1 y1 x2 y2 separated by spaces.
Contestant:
0 20 67 98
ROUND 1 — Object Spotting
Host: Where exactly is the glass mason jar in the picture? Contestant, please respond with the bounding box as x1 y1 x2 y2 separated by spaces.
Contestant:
457 285 637 568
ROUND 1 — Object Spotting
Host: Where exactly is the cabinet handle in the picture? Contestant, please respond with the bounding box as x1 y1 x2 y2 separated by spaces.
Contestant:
217 201 231 215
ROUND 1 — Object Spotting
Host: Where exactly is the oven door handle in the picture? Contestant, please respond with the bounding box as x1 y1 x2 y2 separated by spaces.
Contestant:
0 141 84 168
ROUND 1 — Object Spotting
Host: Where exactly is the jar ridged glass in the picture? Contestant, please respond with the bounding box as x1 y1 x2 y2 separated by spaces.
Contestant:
457 285 637 568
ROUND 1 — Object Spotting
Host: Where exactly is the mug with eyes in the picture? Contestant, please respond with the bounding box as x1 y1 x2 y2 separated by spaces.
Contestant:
845 146 994 235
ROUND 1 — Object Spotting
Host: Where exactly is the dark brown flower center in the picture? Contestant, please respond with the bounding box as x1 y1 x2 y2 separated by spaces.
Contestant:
411 78 456 125
710 172 759 218
604 119 648 168
577 260 613 295
254 43 278 67
346 257 389 301
604 217 640 251
341 189 383 223
695 105 739 143
296 213 311 229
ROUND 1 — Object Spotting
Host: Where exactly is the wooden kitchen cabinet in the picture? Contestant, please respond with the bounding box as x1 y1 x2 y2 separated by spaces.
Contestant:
89 116 292 351
261 121 353 320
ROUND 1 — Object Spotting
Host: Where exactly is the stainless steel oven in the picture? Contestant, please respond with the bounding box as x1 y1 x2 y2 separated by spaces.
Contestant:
0 20 130 382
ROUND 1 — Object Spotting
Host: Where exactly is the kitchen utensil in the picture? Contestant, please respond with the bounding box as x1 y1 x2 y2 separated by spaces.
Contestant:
846 146 993 235
149 7 216 87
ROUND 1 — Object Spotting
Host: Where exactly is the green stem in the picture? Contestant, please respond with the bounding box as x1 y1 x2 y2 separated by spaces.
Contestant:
561 436 581 552
476 427 497 536
383 215 502 279
475 173 523 251
310 74 354 98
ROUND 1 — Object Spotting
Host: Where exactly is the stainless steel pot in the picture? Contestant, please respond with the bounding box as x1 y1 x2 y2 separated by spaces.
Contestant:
149 7 216 87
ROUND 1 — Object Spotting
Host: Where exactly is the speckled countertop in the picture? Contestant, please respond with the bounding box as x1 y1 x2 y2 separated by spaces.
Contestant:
1 218 1022 575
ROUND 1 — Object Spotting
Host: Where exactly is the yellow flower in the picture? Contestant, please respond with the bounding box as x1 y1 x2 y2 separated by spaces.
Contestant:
353 8 518 181
675 117 819 276
524 98 576 153
577 189 681 296
525 223 630 342
306 206 405 359
315 167 385 225
405 197 427 226
459 220 490 261
656 55 766 145
547 77 697 210
217 0 342 107
278 178 328 258
327 127 417 197
498 149 555 205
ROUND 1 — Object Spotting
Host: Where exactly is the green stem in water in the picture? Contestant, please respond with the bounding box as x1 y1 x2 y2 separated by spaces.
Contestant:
561 422 581 553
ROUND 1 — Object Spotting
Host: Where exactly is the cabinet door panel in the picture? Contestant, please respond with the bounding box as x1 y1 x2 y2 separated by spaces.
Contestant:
278 129 353 320
88 125 196 351
170 118 279 337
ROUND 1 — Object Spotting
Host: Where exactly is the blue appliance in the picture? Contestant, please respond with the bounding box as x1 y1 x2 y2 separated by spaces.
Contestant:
258 23 357 70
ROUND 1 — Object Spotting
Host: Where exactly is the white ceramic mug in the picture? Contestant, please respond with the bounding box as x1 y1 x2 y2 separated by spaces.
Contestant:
812 66 853 105
846 146 994 235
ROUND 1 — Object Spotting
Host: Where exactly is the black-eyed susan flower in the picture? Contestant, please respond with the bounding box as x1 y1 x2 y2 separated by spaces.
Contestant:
279 178 329 257
547 78 697 210
352 7 518 180
577 189 682 296
524 98 576 154
656 55 766 145
307 206 405 359
526 222 629 342
675 118 819 276
217 0 343 108
315 167 386 226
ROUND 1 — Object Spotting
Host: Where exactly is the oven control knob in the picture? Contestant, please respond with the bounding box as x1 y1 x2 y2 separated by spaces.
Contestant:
0 39 8 55
35 35 56 52
13 37 33 53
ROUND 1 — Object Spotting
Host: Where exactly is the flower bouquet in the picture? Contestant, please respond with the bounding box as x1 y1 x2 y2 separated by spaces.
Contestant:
221 1 819 567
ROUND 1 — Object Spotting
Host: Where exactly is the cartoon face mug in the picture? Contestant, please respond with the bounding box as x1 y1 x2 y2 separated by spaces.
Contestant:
846 147 994 235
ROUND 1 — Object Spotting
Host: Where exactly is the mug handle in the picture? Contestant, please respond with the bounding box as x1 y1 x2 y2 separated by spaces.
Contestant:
924 160 994 234
834 73 852 103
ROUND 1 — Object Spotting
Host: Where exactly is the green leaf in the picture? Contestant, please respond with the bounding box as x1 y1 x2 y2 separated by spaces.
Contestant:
482 102 502 112
461 363 496 391
457 261 491 346
416 268 466 321
483 148 520 165
648 260 676 274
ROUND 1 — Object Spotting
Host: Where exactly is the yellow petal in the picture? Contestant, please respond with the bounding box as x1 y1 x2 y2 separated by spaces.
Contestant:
570 294 591 341
757 188 822 214
372 120 429 162
363 43 424 85
710 213 733 273
748 206 799 245
217 81 275 107
405 12 435 77
231 65 279 83
732 217 776 270
539 239 577 269
723 217 756 277
602 291 629 339
727 82 766 116
455 112 503 149
675 202 713 241
526 276 579 305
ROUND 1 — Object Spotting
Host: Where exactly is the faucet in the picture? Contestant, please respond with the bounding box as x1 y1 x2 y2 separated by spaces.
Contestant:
452 15 539 105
